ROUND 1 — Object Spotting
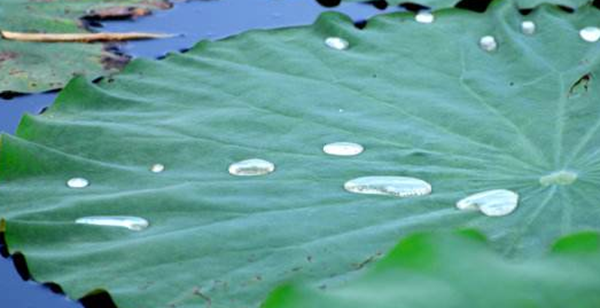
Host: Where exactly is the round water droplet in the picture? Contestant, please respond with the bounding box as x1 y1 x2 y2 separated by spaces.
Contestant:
415 11 434 24
456 189 519 217
539 170 577 186
323 142 364 157
228 158 275 176
150 163 165 173
75 216 149 231
479 35 497 52
580 27 600 42
67 177 89 189
521 21 536 35
344 176 432 198
325 37 349 50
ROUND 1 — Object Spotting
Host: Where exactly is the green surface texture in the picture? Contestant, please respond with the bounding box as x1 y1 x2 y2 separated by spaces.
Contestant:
2 1 600 308
344 0 593 9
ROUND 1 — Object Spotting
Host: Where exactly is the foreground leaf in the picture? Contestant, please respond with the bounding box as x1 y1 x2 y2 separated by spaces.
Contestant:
263 231 600 308
0 0 171 94
2 1 600 308
342 0 592 10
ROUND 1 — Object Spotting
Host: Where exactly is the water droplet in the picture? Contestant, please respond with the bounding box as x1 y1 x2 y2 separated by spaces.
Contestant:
75 216 149 231
338 108 344 113
456 189 519 217
479 35 497 52
580 27 600 42
323 142 364 157
150 164 165 173
67 177 89 189
344 176 432 198
228 158 275 176
415 11 434 24
539 170 577 186
521 21 536 35
325 37 349 50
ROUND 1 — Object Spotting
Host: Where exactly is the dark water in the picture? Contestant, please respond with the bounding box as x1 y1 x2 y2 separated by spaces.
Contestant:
0 0 401 307
100 0 402 58
0 93 55 134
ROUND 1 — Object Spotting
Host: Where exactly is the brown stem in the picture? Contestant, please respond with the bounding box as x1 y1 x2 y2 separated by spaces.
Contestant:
0 31 174 43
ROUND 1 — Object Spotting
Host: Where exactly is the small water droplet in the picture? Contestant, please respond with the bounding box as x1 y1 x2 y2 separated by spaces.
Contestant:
415 11 434 24
228 158 275 176
325 37 349 50
150 164 165 173
338 108 344 113
539 170 577 186
521 21 536 35
323 142 364 157
580 27 600 42
75 216 149 231
344 176 432 198
456 189 518 217
479 35 497 52
67 177 89 189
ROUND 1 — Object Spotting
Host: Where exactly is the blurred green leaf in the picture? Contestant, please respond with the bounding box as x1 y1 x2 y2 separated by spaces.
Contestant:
0 0 171 94
263 231 600 308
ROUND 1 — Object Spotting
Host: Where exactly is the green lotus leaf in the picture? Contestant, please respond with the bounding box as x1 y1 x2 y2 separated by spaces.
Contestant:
343 0 592 10
2 1 600 308
0 0 171 94
263 231 600 308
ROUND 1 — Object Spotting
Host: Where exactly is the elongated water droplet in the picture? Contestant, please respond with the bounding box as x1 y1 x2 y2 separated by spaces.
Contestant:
323 142 364 157
228 158 275 176
521 21 536 35
580 27 600 42
344 176 432 198
325 37 349 50
539 170 577 186
150 163 165 173
479 35 497 52
456 189 518 217
75 216 149 231
415 11 434 24
67 177 89 189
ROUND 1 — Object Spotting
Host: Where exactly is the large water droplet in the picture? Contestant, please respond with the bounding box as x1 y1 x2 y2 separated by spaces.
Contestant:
75 216 149 231
456 189 519 217
521 21 536 35
325 37 349 50
344 176 432 198
150 163 165 173
323 142 364 157
67 177 89 189
479 35 497 52
228 158 275 176
415 11 434 24
539 170 577 186
580 27 600 42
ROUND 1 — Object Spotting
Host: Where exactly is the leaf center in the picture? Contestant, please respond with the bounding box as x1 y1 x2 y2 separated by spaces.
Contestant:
539 170 578 186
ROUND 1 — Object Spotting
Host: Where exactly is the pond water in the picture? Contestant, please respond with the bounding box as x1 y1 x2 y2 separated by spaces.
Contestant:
0 0 401 307
0 0 401 134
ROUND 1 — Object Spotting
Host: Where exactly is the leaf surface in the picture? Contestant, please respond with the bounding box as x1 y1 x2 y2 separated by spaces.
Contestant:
2 2 600 308
343 0 593 10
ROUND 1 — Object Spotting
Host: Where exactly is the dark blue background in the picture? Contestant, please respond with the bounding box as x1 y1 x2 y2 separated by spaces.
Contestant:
0 1 401 307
